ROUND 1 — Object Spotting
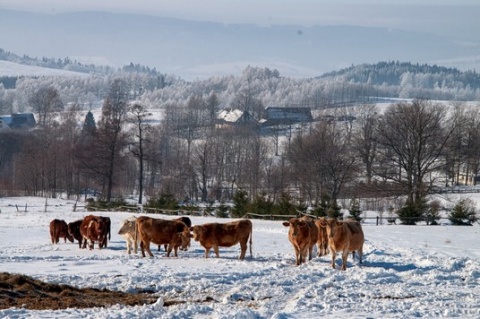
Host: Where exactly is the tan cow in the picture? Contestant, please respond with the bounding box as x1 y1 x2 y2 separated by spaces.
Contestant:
324 218 364 270
314 217 329 257
134 216 191 258
189 219 253 260
118 216 138 254
80 215 109 250
49 219 74 244
283 216 318 265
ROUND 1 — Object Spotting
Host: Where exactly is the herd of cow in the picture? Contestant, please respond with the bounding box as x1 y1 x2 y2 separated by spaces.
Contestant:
49 214 364 269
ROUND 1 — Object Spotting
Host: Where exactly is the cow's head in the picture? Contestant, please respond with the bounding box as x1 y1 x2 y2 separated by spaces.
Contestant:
283 218 308 237
326 219 343 239
118 218 136 235
189 225 205 241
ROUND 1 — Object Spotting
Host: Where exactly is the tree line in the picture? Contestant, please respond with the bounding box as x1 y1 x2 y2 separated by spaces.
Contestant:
1 74 480 224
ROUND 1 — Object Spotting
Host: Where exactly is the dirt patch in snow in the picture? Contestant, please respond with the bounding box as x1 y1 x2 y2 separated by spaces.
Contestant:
0 272 158 310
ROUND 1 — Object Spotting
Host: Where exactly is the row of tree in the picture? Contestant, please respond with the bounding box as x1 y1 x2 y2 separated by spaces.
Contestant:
1 74 479 224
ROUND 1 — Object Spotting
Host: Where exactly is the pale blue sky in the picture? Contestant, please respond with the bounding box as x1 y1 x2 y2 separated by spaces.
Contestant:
0 0 478 40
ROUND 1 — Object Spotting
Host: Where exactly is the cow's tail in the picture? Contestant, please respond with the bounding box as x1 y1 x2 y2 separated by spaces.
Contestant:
134 219 139 249
249 225 253 259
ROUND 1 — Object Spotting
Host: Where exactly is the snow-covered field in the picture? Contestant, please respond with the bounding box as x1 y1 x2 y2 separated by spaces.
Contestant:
1 196 480 318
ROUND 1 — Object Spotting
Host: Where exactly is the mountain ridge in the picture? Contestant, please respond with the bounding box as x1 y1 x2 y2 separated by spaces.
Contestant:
0 9 478 80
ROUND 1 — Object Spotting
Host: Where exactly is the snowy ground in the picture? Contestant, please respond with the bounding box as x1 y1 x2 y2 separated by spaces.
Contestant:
0 196 479 318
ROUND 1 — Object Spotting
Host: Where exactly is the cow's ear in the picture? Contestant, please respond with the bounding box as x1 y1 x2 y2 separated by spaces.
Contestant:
298 221 306 227
282 222 290 227
188 226 193 231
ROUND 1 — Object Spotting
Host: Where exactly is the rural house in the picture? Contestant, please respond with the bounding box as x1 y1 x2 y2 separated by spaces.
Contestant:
215 109 256 129
261 107 313 127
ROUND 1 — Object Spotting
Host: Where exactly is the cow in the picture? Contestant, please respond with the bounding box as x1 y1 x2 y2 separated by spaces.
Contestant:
80 215 109 250
99 216 111 248
157 216 192 252
324 218 364 270
118 216 138 254
49 219 74 244
67 219 84 248
314 217 329 257
189 219 253 260
135 216 191 258
282 216 318 265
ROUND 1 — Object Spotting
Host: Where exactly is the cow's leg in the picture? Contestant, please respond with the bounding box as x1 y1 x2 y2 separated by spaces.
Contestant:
239 241 247 260
294 246 300 265
341 250 349 270
308 245 314 261
213 245 220 258
126 238 131 254
81 238 87 249
358 245 363 264
205 247 211 258
330 250 336 269
166 244 177 257
144 242 154 257
140 241 146 257
301 246 309 264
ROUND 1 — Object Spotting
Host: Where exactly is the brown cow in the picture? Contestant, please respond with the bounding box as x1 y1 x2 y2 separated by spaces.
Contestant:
67 219 84 248
118 216 138 254
80 215 109 250
283 216 318 265
49 219 74 244
314 217 329 257
99 216 111 248
135 216 191 258
324 218 364 270
189 219 253 260
158 216 192 252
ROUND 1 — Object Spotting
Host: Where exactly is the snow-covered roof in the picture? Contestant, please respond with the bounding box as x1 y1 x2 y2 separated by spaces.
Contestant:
216 109 244 123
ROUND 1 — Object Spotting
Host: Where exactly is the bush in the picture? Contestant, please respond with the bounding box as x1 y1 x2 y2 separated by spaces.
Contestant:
272 193 297 216
449 198 478 225
250 192 274 217
146 192 179 210
215 202 230 218
397 199 427 225
427 199 442 225
86 197 128 210
232 189 250 218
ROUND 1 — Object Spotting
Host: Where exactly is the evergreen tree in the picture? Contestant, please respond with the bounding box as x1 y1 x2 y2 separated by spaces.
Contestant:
273 193 297 216
311 194 330 217
232 189 250 218
80 111 96 144
250 192 274 216
348 198 362 221
327 199 342 219
449 198 478 225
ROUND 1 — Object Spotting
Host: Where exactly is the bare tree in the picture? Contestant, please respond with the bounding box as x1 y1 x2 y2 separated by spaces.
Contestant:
352 104 379 187
375 99 457 214
128 103 152 204
78 79 129 202
28 86 63 127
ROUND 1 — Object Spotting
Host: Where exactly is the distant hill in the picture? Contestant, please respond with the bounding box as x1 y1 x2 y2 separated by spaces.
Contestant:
320 61 480 89
0 10 479 80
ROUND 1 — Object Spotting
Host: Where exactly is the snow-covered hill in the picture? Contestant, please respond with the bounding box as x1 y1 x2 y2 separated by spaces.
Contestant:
0 60 88 77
